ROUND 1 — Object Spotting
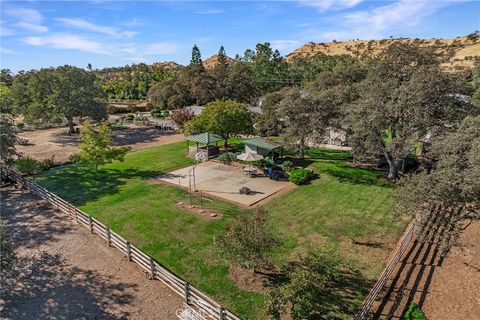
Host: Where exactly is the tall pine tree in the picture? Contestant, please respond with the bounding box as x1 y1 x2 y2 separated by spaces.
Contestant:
190 45 203 65
218 45 227 66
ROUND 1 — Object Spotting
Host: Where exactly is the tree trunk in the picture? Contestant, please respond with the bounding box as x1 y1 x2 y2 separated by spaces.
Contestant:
67 117 75 134
299 136 305 159
384 151 398 181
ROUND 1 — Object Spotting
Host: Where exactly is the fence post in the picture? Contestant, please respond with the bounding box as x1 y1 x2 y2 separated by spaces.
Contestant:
89 215 93 233
149 257 155 279
106 228 111 246
126 242 132 261
184 282 189 304
219 307 225 320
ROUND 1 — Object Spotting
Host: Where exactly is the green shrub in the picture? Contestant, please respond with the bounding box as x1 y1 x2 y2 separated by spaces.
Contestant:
218 152 236 164
16 122 25 130
150 108 163 118
15 157 39 175
288 168 314 185
110 122 126 130
37 157 55 171
262 157 275 167
68 153 81 164
403 302 427 320
125 113 134 120
281 160 293 172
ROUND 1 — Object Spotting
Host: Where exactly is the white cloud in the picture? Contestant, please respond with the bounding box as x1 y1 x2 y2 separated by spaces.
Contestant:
270 40 300 51
16 22 49 33
55 18 116 35
298 0 364 12
122 31 137 38
55 18 136 38
23 34 109 54
123 19 141 27
304 0 460 41
195 9 225 15
145 42 178 55
0 47 16 54
0 25 16 37
7 7 43 24
6 6 48 33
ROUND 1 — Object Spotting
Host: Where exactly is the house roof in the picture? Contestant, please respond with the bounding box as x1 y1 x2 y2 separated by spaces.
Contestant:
242 137 283 151
186 132 225 145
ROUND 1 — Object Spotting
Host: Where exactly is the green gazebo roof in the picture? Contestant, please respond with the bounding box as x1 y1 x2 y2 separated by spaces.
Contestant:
242 137 283 151
186 132 225 145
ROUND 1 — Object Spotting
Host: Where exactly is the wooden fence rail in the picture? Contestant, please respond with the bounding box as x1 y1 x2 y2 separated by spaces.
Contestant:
3 169 241 320
353 215 420 320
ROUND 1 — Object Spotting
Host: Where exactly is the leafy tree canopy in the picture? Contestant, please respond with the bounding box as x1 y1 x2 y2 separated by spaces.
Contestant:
183 100 253 139
11 66 107 133
215 208 278 272
394 115 480 224
76 121 131 171
267 247 347 320
0 115 18 167
346 43 472 180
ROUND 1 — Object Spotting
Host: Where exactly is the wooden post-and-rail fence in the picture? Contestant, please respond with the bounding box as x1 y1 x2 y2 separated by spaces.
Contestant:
353 215 421 320
3 169 240 320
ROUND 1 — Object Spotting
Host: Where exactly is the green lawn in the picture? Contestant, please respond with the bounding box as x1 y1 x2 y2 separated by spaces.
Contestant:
36 141 409 319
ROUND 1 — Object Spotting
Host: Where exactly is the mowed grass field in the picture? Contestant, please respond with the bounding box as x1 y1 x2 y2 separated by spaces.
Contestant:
36 141 410 319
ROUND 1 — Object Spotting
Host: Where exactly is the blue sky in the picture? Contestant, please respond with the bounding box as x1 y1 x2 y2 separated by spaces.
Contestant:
1 0 479 72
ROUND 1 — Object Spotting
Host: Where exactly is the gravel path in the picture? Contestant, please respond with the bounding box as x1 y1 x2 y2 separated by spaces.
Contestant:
0 186 183 320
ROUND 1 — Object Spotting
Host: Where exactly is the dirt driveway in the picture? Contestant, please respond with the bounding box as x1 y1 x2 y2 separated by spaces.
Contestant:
0 186 183 319
16 126 184 163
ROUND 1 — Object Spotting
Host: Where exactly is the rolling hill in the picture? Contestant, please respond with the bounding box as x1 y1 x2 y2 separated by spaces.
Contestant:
286 35 480 71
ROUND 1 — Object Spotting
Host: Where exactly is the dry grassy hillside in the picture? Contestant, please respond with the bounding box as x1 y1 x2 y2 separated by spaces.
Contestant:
151 61 182 69
202 54 235 69
286 36 480 71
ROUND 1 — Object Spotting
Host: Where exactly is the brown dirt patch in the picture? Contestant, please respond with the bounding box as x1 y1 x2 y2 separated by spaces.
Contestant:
228 266 280 293
0 186 182 320
422 221 480 320
369 218 480 319
16 125 184 163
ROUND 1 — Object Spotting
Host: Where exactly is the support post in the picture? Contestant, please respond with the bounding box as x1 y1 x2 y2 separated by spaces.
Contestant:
126 242 132 261
106 228 111 246
89 215 93 233
149 257 155 279
184 282 189 304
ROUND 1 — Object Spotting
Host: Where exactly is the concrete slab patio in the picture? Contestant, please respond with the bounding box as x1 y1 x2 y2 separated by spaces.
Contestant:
157 161 294 206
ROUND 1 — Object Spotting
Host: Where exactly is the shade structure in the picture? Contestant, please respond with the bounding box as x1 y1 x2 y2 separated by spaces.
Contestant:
242 137 283 151
237 152 264 162
185 132 225 145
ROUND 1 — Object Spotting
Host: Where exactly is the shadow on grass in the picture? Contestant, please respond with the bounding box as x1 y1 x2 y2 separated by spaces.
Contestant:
265 268 372 319
288 155 389 187
37 166 163 207
305 148 353 161
319 164 389 187
317 270 373 319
